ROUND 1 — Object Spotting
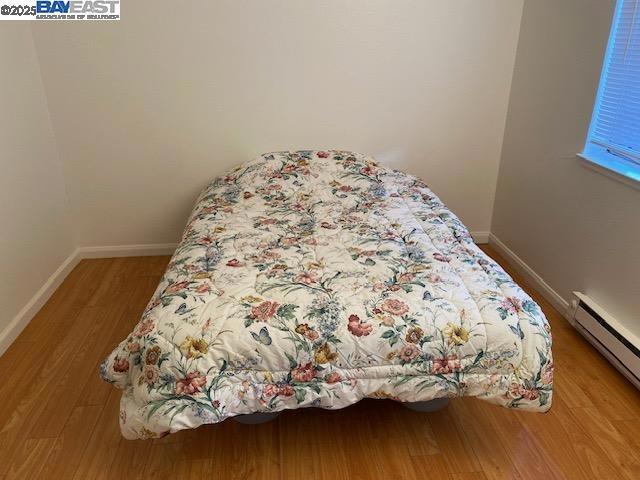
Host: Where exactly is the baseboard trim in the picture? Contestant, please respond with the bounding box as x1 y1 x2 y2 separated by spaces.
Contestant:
471 231 490 244
488 233 570 320
0 242 179 356
78 243 178 258
0 248 82 355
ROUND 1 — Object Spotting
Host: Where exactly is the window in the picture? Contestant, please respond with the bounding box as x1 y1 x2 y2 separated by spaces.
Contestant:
583 0 640 183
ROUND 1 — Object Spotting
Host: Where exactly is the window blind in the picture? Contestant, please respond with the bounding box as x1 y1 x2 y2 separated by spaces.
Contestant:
587 0 640 165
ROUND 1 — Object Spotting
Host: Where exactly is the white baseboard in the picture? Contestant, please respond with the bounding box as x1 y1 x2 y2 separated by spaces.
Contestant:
471 231 490 244
0 243 178 356
488 233 570 320
78 243 178 258
0 248 82 355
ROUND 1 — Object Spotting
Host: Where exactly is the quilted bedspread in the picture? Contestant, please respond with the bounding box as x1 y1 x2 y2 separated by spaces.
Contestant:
101 151 553 439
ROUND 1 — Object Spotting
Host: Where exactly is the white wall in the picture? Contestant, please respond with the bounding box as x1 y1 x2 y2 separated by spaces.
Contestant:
492 0 640 337
31 0 524 246
0 25 75 339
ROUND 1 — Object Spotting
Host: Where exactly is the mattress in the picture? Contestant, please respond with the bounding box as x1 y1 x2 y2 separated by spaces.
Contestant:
101 150 553 440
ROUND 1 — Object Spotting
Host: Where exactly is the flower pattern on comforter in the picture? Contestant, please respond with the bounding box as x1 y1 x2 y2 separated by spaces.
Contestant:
101 151 553 439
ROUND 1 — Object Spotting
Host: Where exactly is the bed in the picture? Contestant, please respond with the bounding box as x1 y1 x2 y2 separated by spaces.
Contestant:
101 150 553 440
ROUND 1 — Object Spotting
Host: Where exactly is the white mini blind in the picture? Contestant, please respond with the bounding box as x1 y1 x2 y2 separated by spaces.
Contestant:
588 0 640 165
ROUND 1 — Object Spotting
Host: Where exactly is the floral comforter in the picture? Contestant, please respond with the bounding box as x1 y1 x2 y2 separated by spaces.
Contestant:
101 151 553 440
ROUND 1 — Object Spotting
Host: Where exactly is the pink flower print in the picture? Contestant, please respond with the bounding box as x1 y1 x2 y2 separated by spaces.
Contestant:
381 299 409 316
296 271 318 285
251 301 280 321
133 318 155 338
397 273 415 283
432 253 450 263
373 283 386 292
431 355 461 374
361 165 377 176
113 356 130 373
325 372 342 384
195 283 212 294
347 314 373 337
292 362 316 382
166 281 190 294
279 385 295 396
541 362 554 385
381 316 395 326
175 371 207 395
263 384 279 398
140 365 159 385
500 297 523 314
398 344 421 362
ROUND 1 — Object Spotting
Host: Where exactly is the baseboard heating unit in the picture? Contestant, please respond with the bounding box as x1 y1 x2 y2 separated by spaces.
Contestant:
571 292 640 390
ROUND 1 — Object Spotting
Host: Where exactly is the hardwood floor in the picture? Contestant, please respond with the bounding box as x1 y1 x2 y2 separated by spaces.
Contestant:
0 246 638 479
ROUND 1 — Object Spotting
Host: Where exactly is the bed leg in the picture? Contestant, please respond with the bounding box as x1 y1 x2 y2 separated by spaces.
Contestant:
403 398 449 413
233 412 281 424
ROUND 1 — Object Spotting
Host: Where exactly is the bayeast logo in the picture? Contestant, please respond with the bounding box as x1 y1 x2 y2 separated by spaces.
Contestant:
36 0 119 19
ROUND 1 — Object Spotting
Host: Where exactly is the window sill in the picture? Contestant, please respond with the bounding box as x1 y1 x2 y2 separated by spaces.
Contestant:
577 151 640 191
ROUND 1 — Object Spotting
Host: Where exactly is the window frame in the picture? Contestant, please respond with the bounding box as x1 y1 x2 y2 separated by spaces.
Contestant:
581 0 640 187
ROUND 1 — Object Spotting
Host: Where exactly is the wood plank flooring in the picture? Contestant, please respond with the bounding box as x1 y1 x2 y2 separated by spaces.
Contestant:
0 246 638 479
